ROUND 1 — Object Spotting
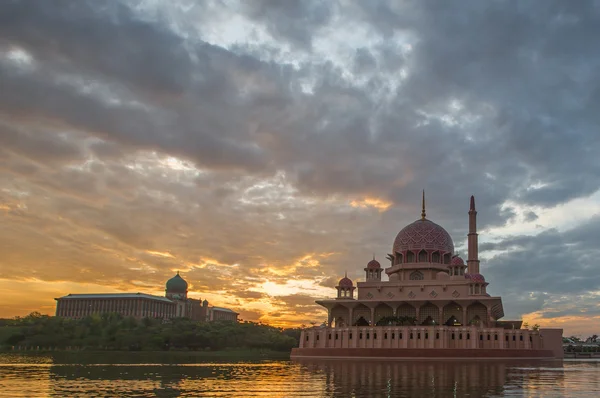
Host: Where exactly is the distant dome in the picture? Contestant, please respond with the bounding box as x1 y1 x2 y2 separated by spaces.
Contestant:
393 219 454 255
465 273 486 283
367 258 381 269
338 276 353 288
451 256 465 265
166 272 188 293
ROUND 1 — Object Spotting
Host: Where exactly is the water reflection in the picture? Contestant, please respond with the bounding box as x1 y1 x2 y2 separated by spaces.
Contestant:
294 358 565 397
1 353 599 397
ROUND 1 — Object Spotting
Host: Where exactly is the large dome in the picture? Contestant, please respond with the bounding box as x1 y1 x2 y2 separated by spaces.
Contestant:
166 272 188 293
393 219 454 254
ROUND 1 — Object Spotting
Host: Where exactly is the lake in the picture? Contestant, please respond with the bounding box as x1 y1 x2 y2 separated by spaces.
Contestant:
1 352 599 397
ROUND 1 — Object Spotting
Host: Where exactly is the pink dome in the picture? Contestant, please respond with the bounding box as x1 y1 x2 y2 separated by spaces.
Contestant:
338 276 353 288
367 259 381 269
393 219 454 254
451 256 465 265
465 273 486 283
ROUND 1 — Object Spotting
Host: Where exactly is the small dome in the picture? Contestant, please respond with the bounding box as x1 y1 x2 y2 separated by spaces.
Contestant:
465 273 486 283
367 258 381 269
338 276 353 288
451 256 465 265
202 299 208 306
393 219 454 255
436 271 450 280
166 272 188 293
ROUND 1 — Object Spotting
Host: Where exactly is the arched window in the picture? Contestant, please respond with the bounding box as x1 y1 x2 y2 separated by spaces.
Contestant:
418 250 428 262
396 253 403 265
409 271 424 280
432 252 440 263
406 251 415 263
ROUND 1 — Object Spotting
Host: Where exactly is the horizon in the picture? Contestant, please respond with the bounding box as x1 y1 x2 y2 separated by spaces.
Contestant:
1 1 599 337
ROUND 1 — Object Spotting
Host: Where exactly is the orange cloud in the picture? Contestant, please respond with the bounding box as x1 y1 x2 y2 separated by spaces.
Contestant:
350 197 392 212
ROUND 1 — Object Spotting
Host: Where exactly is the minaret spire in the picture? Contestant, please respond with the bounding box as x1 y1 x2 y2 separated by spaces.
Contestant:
467 195 480 274
421 190 426 220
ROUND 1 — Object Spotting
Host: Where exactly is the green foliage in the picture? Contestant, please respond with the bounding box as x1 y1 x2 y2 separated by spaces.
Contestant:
0 313 298 352
375 316 418 326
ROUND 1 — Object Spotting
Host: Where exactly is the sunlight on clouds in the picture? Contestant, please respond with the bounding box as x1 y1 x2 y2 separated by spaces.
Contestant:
146 250 175 258
350 197 392 212
523 311 600 337
484 189 600 241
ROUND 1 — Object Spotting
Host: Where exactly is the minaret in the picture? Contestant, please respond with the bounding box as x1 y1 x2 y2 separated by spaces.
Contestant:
467 195 480 274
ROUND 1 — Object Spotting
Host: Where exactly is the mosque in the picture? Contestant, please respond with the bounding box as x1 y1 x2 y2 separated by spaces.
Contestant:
291 194 563 359
55 272 238 322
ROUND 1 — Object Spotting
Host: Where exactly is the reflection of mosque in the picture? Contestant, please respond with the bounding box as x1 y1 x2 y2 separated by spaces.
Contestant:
293 359 565 398
294 194 564 359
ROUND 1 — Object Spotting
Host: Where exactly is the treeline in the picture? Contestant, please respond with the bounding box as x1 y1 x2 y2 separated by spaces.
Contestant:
0 312 301 352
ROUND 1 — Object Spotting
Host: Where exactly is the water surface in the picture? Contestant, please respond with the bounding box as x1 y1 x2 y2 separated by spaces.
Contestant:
1 352 599 397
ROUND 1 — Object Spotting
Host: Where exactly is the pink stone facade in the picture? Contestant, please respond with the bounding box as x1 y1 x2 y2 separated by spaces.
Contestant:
293 194 563 359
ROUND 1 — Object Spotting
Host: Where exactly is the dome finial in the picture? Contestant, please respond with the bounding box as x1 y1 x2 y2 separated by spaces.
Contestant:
421 190 426 220
345 270 347 278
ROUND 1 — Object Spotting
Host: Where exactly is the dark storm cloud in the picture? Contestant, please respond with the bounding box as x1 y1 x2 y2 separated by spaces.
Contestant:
1 0 600 325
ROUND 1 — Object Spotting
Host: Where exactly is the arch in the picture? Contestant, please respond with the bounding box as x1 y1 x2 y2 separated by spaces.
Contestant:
443 253 451 264
467 302 488 326
418 250 428 263
418 302 440 325
352 304 371 326
409 271 424 280
396 303 417 324
431 251 441 263
406 251 415 263
443 302 463 326
374 303 394 324
331 304 349 327
395 252 403 265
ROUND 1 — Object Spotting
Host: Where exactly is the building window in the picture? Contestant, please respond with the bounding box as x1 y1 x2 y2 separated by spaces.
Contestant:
316 335 319 341
436 333 439 339
452 333 455 340
367 333 370 340
417 333 421 339
480 335 483 341
335 334 338 340
359 333 363 339
513 335 516 341
467 333 470 340
487 334 491 341
425 333 429 339
459 333 463 340
306 336 309 341
505 335 509 342
349 333 353 339
495 335 498 341
409 271 424 280
520 335 523 341
384 333 388 339
328 333 331 340
530 336 532 342
410 333 414 339
392 333 395 339
374 333 377 339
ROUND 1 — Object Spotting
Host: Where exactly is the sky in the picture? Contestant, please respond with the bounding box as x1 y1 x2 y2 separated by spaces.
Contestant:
1 0 599 336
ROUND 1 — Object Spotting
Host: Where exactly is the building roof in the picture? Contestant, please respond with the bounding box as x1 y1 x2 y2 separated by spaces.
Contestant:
211 306 238 314
56 293 174 303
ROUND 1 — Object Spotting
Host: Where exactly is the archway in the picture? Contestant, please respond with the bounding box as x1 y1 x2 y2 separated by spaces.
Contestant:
443 302 463 326
331 304 348 327
352 304 370 326
467 302 488 327
419 302 440 325
396 303 417 325
354 316 369 326
374 303 393 324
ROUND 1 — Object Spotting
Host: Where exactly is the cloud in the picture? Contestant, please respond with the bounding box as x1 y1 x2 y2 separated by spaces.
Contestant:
0 0 599 333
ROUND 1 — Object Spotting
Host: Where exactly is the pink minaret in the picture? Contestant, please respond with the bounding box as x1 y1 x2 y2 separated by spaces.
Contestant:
467 195 480 274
